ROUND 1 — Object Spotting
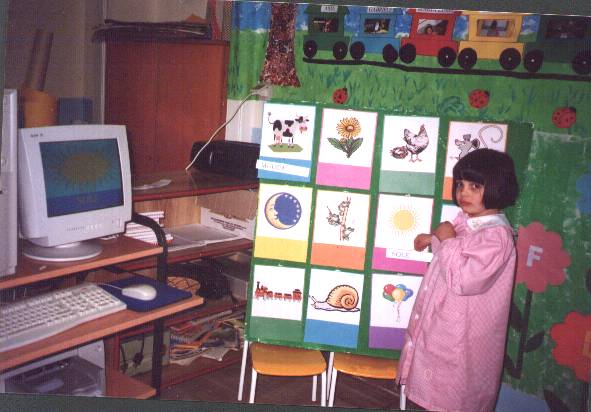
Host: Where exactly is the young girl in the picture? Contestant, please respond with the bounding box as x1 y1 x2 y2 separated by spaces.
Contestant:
397 148 519 412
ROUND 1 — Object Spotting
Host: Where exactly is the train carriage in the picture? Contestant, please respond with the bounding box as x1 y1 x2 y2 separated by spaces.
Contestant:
303 4 350 60
348 7 404 63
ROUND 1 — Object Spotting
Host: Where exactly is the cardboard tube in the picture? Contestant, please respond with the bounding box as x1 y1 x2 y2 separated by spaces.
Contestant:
20 88 58 127
23 30 53 91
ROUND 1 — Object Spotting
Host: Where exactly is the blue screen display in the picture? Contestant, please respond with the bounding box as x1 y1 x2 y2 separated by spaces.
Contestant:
40 139 124 217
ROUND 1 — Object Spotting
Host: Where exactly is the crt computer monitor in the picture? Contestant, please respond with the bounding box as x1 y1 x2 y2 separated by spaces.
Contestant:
18 125 132 262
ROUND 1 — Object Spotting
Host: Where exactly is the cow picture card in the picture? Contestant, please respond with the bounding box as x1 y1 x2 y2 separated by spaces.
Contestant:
257 102 317 182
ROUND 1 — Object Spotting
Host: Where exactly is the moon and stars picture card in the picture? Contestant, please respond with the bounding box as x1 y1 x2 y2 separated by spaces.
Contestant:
442 121 508 200
372 194 434 275
368 273 423 350
303 268 364 349
247 264 306 343
380 115 440 196
310 189 371 271
316 108 378 190
254 183 313 263
257 102 317 182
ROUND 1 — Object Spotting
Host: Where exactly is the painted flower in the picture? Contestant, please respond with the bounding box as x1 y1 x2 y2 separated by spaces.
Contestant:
515 222 571 293
576 164 591 215
550 312 591 383
336 117 361 139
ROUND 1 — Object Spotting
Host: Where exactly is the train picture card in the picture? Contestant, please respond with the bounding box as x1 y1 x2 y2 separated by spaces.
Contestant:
253 183 313 263
372 194 434 275
316 108 378 190
442 121 508 200
257 103 317 182
303 268 364 349
368 273 423 350
380 115 440 195
310 189 371 270
247 264 306 343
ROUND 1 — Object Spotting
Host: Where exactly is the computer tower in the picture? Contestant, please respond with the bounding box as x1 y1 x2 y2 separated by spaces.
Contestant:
0 89 18 277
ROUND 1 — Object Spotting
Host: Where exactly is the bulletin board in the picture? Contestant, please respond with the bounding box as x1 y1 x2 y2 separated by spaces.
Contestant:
245 103 533 358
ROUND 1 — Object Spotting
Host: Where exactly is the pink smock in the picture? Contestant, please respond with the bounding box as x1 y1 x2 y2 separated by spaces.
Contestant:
398 212 516 412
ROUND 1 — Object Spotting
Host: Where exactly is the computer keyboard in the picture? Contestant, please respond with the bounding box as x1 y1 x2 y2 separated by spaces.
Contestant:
0 283 126 352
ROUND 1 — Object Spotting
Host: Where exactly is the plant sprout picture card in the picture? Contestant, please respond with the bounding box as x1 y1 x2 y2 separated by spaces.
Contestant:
310 190 371 270
442 121 508 200
248 264 306 343
254 183 313 263
316 108 378 190
380 116 440 195
368 273 423 350
372 194 434 275
304 268 364 349
257 103 317 182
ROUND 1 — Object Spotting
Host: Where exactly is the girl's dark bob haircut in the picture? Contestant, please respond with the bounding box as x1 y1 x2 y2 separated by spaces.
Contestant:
452 148 519 210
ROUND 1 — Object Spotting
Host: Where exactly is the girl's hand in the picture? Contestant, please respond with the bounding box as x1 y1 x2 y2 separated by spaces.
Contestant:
414 233 432 251
433 221 456 241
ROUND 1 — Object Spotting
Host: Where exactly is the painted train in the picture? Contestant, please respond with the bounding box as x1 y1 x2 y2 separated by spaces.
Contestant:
302 5 591 75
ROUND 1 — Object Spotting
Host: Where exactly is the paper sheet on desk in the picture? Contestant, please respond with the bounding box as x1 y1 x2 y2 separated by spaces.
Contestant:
165 224 241 251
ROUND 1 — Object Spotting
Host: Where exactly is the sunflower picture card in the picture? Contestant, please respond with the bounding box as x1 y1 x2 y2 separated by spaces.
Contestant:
380 116 440 195
253 183 313 263
316 108 378 190
257 103 317 182
372 194 434 275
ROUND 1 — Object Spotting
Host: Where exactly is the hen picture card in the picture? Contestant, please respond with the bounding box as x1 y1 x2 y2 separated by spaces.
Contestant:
372 194 434 275
380 116 440 196
369 273 423 350
442 121 508 200
310 189 371 270
257 103 317 182
303 268 364 349
253 183 313 263
316 108 378 190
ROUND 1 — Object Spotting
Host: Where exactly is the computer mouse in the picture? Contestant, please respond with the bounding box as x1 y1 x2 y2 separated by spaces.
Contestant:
121 284 157 301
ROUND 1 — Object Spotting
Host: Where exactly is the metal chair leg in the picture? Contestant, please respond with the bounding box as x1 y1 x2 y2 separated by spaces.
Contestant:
237 340 249 401
249 368 258 403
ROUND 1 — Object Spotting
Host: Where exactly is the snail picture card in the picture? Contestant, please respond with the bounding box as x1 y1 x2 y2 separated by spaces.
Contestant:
310 189 371 270
315 108 378 190
380 115 440 196
442 121 508 200
368 273 423 350
247 264 306 343
372 194 434 275
253 183 313 263
303 268 364 349
257 103 317 182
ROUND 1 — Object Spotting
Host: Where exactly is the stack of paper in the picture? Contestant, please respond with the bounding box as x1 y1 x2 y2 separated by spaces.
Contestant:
124 211 173 245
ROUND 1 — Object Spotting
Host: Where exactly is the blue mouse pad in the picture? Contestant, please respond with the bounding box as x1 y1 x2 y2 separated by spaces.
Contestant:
99 275 192 312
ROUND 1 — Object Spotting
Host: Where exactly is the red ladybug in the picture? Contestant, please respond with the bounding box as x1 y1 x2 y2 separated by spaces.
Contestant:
469 89 490 109
551 107 577 128
332 87 348 104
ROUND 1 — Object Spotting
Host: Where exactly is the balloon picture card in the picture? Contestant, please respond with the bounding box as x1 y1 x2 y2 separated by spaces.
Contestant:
442 121 508 200
316 108 378 190
380 116 440 195
303 268 364 349
372 194 434 275
253 183 313 263
257 103 317 182
310 189 371 270
248 264 306 343
368 273 423 350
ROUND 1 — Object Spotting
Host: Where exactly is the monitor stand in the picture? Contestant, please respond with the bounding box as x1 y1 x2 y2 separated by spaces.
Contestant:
22 241 103 262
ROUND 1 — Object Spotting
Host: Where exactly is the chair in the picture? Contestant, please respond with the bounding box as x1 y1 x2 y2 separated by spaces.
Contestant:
237 340 328 405
327 351 400 408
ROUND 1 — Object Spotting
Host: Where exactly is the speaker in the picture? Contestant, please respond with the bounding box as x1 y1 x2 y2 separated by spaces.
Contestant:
189 140 260 179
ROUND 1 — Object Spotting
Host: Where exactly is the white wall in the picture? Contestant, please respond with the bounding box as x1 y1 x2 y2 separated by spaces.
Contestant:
106 0 208 22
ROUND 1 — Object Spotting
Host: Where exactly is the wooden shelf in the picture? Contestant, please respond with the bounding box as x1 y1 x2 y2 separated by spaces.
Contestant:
106 368 156 399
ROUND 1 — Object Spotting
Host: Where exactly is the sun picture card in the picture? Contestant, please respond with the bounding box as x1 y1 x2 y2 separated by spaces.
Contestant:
372 194 434 275
310 190 371 271
442 121 508 200
368 273 423 350
257 103 317 182
380 116 440 195
254 183 313 263
316 108 378 190
303 268 364 349
247 264 306 343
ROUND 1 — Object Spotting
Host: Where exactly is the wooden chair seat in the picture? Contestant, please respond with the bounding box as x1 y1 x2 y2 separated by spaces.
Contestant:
250 343 327 376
